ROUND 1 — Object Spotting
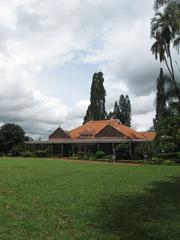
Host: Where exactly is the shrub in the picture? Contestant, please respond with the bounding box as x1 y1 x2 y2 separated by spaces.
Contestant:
102 155 112 161
68 156 78 160
151 157 164 165
22 151 34 158
174 152 180 163
86 152 93 159
116 143 131 160
0 153 4 157
154 152 179 162
155 152 177 158
89 156 97 161
83 154 89 160
10 145 23 157
34 150 47 158
163 160 173 166
77 152 85 160
95 151 105 159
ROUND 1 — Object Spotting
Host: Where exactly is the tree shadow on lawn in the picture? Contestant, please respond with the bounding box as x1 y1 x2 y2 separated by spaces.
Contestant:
92 177 180 240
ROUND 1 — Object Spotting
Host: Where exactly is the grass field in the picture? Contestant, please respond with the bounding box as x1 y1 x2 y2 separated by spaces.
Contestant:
0 158 180 240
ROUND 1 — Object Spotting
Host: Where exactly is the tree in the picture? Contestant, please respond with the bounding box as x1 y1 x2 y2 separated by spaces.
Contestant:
119 95 131 127
153 68 167 128
153 71 180 153
109 95 132 126
84 72 106 124
154 102 180 152
0 123 25 154
108 101 120 120
124 95 131 127
154 0 179 11
151 0 180 102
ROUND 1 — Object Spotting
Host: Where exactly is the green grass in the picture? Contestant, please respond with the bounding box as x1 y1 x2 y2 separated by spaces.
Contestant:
0 158 180 240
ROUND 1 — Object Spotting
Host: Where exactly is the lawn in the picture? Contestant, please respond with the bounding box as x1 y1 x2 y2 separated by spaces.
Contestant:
0 158 180 240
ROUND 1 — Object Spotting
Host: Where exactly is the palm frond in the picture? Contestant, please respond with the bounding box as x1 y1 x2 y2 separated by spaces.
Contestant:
173 36 180 53
154 0 176 11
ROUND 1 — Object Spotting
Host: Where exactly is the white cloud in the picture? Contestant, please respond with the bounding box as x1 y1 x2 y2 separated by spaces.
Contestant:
0 0 169 137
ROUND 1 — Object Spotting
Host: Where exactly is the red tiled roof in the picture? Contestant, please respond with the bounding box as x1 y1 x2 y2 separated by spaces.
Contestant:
69 119 150 140
49 119 155 141
139 131 156 140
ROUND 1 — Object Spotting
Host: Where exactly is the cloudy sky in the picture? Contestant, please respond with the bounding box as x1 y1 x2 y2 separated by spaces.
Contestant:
0 0 167 139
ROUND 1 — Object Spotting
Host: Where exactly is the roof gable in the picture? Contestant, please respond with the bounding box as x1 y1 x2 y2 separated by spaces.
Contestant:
49 127 70 139
69 119 145 140
95 125 125 138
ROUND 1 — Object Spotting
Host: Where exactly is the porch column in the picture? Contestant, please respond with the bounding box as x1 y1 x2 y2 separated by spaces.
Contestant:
61 144 64 157
97 143 100 151
129 142 132 159
51 144 53 157
84 143 87 153
72 144 75 156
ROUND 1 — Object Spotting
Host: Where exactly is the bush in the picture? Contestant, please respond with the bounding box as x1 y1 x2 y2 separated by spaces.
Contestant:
174 152 180 163
34 150 47 158
102 155 112 161
68 156 78 160
150 157 164 165
95 151 105 159
116 143 131 160
83 154 89 160
163 160 173 166
0 152 4 157
155 152 178 158
89 156 97 161
10 145 23 157
154 152 180 162
77 152 85 160
22 151 34 158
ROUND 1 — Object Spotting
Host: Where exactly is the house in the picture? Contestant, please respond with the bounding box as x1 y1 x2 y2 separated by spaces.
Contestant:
25 119 155 158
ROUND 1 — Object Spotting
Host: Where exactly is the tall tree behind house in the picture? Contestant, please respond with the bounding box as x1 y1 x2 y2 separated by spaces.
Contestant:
108 95 131 127
119 95 131 127
83 72 106 124
153 68 167 128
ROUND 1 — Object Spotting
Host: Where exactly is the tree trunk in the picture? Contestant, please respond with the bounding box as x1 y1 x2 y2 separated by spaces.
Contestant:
165 44 180 103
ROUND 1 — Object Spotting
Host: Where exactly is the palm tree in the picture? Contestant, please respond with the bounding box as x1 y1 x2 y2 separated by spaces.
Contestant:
154 0 179 11
151 1 180 102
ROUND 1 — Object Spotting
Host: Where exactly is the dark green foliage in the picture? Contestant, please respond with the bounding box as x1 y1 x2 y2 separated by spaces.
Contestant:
0 123 25 154
153 68 167 127
95 150 105 159
153 152 180 161
109 95 131 127
109 101 120 119
84 72 106 124
123 95 131 127
154 102 180 153
163 159 173 165
77 151 85 159
133 143 152 161
10 145 24 157
22 151 34 158
150 157 164 165
115 143 131 160
34 150 48 158
119 95 131 126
